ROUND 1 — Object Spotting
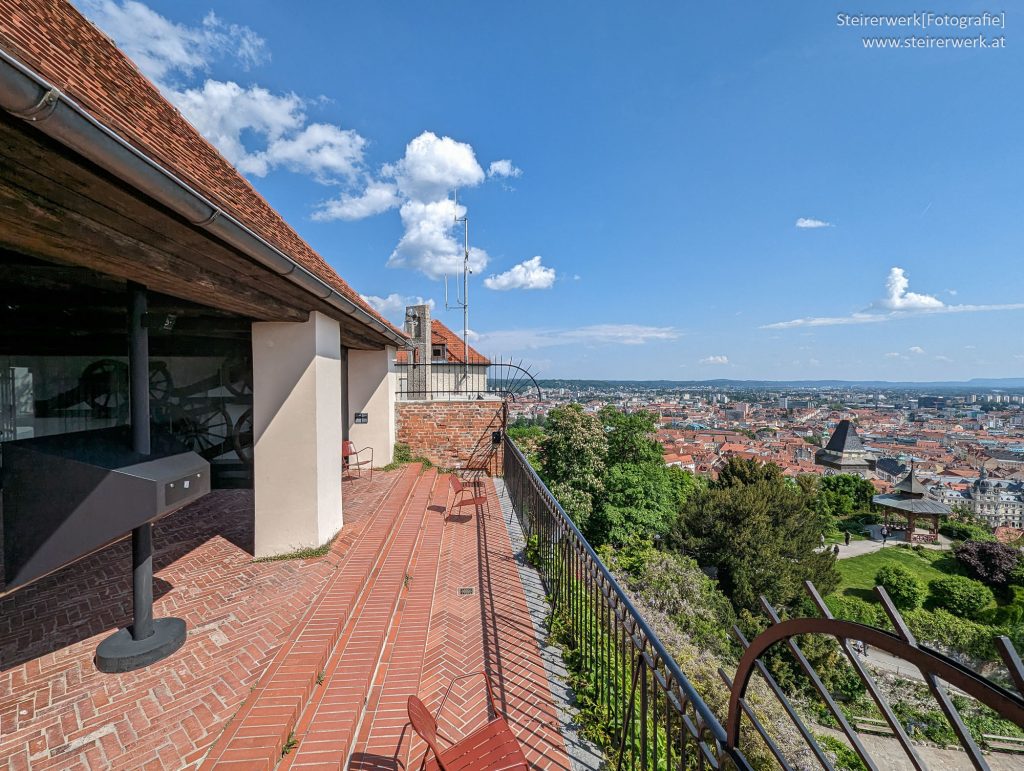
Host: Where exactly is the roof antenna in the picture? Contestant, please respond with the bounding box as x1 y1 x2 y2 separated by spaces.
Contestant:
445 190 471 392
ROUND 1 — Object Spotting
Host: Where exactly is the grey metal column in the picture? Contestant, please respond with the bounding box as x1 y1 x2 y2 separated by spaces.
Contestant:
95 282 186 672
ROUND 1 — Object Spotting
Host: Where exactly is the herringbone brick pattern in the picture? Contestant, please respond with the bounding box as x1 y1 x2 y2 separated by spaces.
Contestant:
202 465 427 769
0 471 401 771
346 476 571 771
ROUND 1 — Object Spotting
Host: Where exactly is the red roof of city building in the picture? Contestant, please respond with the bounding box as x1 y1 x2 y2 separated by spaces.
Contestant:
0 0 401 337
396 319 490 365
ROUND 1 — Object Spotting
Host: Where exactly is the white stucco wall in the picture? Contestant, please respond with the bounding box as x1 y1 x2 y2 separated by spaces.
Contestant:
348 346 396 466
252 312 342 557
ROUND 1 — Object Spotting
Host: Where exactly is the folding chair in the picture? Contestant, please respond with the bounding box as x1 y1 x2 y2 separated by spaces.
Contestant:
407 672 528 771
342 439 373 478
449 475 486 512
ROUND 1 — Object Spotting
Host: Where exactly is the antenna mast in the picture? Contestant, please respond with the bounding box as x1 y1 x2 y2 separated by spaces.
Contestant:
446 191 471 392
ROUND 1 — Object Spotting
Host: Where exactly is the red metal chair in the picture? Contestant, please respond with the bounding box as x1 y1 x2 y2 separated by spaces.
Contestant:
407 672 529 771
449 475 486 512
342 439 373 478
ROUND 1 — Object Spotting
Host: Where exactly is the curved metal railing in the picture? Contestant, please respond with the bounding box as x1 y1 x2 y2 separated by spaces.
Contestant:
503 434 1024 770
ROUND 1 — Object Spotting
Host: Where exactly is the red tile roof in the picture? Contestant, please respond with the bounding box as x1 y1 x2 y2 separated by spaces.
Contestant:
430 319 489 365
396 319 489 365
0 0 401 338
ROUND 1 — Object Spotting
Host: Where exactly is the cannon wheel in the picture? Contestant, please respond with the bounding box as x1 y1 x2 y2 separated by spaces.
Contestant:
233 408 254 464
149 361 173 403
220 356 253 398
177 407 233 459
81 359 129 415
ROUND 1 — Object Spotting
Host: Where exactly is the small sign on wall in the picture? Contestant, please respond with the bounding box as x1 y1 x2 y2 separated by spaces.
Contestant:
354 412 368 424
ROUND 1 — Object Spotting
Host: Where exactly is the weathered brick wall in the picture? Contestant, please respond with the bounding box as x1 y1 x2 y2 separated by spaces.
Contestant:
396 400 505 473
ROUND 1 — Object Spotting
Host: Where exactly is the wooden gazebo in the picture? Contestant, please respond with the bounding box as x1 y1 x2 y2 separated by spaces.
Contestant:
872 466 949 543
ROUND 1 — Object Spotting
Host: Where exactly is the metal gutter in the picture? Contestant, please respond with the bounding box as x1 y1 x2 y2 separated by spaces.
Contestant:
0 47 408 349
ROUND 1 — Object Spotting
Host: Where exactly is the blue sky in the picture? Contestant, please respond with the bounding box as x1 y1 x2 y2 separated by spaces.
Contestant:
76 1 1024 381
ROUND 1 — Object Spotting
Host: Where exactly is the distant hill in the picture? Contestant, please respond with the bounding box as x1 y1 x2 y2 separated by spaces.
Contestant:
534 378 1024 391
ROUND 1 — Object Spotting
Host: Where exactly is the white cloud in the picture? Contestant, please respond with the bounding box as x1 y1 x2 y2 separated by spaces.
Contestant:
934 355 953 363
909 346 926 355
483 256 556 291
879 267 944 311
488 159 522 178
795 217 832 229
384 132 485 201
78 1 267 83
472 324 680 351
386 198 489 279
313 180 400 221
361 293 434 321
700 355 729 365
764 266 1024 329
315 132 523 279
885 352 907 359
81 2 367 186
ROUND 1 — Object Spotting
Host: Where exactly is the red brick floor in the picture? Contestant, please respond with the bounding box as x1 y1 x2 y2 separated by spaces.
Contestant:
1 468 571 770
284 473 571 771
0 470 401 770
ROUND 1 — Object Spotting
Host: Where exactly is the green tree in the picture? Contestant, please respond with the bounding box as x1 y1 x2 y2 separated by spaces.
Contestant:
713 456 783 489
673 476 838 613
816 474 876 520
537 404 607 531
875 564 925 610
598 406 663 465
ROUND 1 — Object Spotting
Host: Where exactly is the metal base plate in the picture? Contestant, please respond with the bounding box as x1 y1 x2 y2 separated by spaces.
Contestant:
94 617 186 673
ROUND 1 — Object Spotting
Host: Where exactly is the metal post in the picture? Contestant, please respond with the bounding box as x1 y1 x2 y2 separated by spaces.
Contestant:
131 523 154 641
129 282 150 455
129 282 153 641
95 282 186 671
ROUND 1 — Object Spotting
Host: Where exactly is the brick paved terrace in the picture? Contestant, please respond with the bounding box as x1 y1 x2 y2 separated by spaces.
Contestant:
1 465 574 770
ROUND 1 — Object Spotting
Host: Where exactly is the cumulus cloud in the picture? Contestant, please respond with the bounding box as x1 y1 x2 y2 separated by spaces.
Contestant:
317 132 536 279
885 352 907 359
79 1 267 82
764 266 1024 329
386 197 489 279
483 256 556 291
383 132 485 200
361 293 434 321
700 355 729 365
313 180 400 221
934 355 953 363
81 2 367 185
795 217 832 229
909 346 925 354
879 268 944 311
488 159 522 178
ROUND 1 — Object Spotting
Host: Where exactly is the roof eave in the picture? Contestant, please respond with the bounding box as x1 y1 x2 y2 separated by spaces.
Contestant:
0 46 410 350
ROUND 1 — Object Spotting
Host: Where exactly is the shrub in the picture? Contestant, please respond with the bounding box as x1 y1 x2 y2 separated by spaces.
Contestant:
875 564 925 610
825 595 886 627
954 540 1020 588
940 521 996 542
903 607 1000 661
929 576 994 619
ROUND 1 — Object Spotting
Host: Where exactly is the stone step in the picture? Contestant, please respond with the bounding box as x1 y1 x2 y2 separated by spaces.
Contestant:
346 474 450 770
198 464 426 770
279 470 443 770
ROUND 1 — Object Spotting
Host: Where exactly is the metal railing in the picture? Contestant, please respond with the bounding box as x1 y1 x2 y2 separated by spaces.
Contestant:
502 434 1024 770
395 359 542 402
503 435 749 769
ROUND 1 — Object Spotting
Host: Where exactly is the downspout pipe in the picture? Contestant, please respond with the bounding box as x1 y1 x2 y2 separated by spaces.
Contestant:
0 47 408 350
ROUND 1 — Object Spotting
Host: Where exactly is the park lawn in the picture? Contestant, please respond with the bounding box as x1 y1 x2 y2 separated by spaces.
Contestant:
834 546 962 602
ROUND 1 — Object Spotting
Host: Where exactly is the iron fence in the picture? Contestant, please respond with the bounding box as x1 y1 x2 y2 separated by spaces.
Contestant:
502 434 1024 770
395 359 542 402
503 435 750 769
